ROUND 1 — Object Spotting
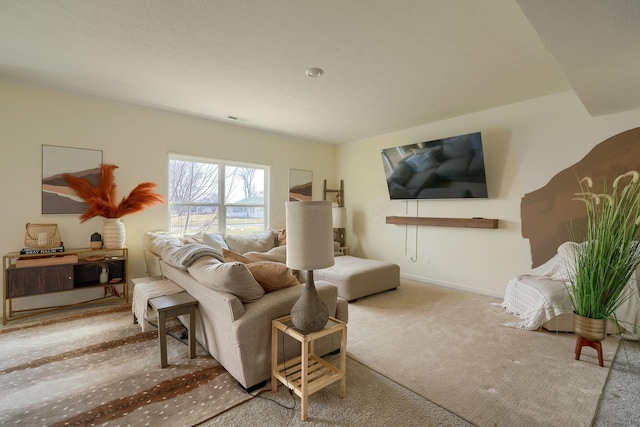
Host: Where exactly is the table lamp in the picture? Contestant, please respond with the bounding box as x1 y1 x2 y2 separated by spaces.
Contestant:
332 205 346 247
286 200 335 332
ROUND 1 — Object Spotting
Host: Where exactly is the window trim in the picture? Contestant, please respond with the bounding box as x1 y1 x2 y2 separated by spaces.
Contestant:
168 153 270 235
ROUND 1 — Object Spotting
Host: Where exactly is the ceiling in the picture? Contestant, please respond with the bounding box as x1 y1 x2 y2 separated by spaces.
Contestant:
1 0 638 144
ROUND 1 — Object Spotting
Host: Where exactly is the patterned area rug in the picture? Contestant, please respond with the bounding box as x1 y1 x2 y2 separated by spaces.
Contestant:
0 304 251 426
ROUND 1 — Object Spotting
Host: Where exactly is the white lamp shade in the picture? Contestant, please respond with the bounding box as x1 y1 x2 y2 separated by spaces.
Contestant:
332 206 347 228
286 201 335 271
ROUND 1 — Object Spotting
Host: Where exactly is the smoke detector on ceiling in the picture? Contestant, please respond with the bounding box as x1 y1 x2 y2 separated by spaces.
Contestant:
305 68 324 78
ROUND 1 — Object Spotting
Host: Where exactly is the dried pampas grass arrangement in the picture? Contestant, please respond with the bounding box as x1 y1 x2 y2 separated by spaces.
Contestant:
64 164 165 222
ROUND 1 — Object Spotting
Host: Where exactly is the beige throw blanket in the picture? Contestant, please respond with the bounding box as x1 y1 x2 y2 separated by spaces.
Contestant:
132 279 185 332
161 244 225 270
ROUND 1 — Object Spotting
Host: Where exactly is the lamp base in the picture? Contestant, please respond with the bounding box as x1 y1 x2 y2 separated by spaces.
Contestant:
291 271 329 333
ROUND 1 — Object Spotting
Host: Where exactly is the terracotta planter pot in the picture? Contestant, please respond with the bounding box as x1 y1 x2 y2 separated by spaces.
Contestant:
573 312 607 342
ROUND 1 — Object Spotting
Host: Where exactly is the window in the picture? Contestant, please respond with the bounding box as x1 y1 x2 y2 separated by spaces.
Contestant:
168 154 269 236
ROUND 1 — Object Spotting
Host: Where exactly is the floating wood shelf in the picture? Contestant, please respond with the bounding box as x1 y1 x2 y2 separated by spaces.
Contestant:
385 216 499 229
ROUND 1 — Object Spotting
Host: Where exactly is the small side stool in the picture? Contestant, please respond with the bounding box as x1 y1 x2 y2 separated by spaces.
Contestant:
148 292 198 368
271 315 347 421
575 336 604 367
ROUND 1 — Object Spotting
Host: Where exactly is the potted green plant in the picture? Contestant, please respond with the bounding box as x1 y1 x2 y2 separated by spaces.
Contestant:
569 170 640 341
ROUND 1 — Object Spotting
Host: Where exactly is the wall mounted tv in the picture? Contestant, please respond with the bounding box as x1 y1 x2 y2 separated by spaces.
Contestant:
381 132 488 200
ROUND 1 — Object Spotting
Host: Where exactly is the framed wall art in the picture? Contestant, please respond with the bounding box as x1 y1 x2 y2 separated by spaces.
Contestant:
289 169 312 202
42 145 103 214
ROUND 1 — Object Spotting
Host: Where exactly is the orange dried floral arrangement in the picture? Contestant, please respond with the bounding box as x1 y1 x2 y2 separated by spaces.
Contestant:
64 164 165 222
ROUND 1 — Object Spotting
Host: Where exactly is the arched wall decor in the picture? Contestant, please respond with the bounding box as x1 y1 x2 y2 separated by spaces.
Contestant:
521 127 640 268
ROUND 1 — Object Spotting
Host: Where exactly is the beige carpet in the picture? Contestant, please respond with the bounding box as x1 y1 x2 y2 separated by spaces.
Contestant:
346 279 618 427
202 355 473 426
0 304 250 426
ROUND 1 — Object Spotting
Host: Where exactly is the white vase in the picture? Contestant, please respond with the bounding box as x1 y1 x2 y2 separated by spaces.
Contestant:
99 267 109 283
102 218 125 249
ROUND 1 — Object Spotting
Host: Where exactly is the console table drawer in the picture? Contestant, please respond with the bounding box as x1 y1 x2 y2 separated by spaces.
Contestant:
6 265 74 298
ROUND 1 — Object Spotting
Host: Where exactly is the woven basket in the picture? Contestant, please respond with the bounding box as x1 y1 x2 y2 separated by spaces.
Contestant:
24 223 62 249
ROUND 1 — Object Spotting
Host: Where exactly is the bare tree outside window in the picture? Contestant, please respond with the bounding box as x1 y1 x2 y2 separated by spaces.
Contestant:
237 167 256 198
169 155 268 235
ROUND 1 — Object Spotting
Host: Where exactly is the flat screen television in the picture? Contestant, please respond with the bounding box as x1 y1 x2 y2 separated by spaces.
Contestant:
381 131 488 200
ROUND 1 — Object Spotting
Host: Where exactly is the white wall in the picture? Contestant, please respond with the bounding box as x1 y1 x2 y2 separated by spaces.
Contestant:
3 80 639 311
0 80 336 313
337 91 640 297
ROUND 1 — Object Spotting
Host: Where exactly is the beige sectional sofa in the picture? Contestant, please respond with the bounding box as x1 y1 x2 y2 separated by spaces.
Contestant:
142 230 348 390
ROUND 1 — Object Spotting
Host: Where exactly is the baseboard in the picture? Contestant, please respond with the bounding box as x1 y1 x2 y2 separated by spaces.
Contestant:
400 273 504 299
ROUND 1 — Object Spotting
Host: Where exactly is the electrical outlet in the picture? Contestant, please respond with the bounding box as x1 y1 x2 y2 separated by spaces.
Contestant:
424 256 430 265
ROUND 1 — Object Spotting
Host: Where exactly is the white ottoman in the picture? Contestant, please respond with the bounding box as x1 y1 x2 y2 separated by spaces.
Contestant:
310 256 400 302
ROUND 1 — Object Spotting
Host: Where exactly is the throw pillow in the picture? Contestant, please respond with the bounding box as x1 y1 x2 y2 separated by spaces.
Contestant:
223 248 251 263
244 245 287 263
246 261 300 293
203 232 229 251
188 257 264 302
278 229 286 246
225 231 277 254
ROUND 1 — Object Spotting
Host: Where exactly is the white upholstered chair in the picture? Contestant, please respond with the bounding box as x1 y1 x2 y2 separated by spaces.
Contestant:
499 241 640 340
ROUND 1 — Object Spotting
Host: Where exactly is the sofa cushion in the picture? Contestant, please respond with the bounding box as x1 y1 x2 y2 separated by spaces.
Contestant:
225 231 278 254
247 261 300 293
187 257 264 302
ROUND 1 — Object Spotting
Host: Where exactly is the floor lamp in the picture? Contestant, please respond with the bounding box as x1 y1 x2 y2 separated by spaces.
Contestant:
286 201 335 332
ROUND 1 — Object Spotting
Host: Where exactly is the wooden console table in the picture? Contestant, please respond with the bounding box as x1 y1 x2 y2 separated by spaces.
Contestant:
2 247 128 324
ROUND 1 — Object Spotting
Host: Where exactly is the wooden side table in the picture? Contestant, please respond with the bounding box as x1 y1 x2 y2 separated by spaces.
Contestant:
271 315 347 421
148 292 198 368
